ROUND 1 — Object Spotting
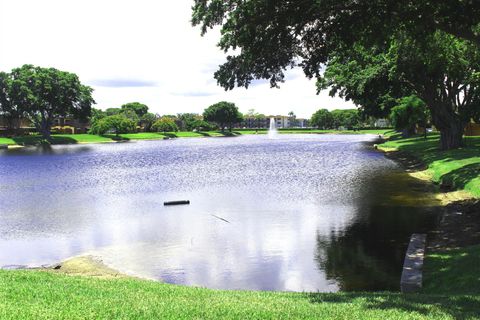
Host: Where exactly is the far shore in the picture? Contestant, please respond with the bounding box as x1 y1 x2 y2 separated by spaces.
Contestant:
0 129 391 148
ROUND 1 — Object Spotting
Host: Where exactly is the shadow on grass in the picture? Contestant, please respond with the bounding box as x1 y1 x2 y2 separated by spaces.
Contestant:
218 131 241 137
440 163 480 191
9 135 80 145
196 131 211 137
304 292 480 318
101 134 130 141
387 135 480 189
423 245 480 295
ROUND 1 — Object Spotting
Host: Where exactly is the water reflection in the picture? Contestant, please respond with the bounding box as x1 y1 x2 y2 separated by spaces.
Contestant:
0 135 440 292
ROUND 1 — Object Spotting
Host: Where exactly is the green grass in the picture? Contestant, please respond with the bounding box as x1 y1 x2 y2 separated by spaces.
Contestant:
379 134 480 197
1 270 479 319
423 244 480 295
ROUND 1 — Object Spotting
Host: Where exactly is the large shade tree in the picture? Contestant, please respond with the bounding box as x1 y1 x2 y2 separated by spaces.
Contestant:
203 101 243 131
192 1 480 149
192 0 480 90
8 65 94 141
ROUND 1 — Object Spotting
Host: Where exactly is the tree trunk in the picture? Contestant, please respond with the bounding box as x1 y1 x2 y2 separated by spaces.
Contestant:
430 104 465 150
439 122 464 150
39 127 52 143
38 115 53 143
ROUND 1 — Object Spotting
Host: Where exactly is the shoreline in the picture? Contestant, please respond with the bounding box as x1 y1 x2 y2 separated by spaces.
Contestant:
5 255 136 280
375 141 480 252
376 145 476 205
0 130 391 148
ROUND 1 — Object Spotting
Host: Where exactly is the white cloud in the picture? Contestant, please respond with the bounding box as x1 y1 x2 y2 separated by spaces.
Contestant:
0 0 355 118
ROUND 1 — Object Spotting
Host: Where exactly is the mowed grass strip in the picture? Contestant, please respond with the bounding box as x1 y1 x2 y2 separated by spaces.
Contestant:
379 135 480 197
1 270 479 319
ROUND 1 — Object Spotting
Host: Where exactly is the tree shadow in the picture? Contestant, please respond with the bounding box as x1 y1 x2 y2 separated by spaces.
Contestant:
423 245 480 295
101 134 130 141
10 135 80 145
304 292 480 318
196 131 211 137
438 163 480 191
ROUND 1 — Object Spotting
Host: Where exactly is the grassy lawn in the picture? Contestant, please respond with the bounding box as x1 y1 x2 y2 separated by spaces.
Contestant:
378 134 480 197
1 269 479 320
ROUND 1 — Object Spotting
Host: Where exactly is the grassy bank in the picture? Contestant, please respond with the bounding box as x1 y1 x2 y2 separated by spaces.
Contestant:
1 269 479 320
378 134 480 198
0 129 391 146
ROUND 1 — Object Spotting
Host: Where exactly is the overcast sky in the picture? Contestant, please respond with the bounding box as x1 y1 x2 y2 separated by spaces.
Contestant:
0 0 355 118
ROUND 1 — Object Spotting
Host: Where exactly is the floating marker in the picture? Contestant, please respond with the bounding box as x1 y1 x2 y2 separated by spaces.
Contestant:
164 200 190 206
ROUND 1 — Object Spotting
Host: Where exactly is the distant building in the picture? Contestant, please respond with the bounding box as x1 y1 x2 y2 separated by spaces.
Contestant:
465 121 480 136
296 118 309 128
241 117 269 129
267 115 290 128
0 115 89 134
51 116 90 134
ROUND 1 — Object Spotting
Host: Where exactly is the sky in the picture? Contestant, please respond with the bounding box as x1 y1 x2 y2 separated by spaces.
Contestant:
0 0 355 118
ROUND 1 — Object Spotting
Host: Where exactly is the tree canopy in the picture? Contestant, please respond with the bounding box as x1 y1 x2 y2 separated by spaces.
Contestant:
192 1 480 149
192 0 480 90
311 109 333 130
390 96 428 137
89 114 136 136
121 102 149 118
203 101 243 131
6 64 94 141
152 117 179 133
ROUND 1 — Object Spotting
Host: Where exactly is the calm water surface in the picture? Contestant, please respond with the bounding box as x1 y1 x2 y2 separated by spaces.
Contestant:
0 134 440 291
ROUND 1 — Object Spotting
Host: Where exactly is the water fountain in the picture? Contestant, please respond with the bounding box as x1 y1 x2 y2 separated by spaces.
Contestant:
268 117 278 138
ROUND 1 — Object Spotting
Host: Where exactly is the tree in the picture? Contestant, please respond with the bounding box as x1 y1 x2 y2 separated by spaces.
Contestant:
105 108 121 116
192 1 480 149
288 111 297 127
203 101 243 131
120 108 140 123
317 44 407 119
140 112 157 132
390 96 428 138
177 113 202 131
389 32 480 149
330 109 361 129
0 71 21 131
190 119 216 131
311 109 333 129
192 1 480 91
152 117 179 133
89 114 136 136
8 65 94 141
121 102 149 118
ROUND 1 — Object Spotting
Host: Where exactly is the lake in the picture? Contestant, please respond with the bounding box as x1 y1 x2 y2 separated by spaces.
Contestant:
0 134 440 292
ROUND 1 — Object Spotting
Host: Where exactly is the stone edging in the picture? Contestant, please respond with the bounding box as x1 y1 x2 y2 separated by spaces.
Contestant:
401 233 426 293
